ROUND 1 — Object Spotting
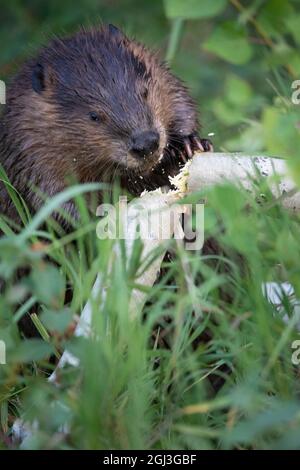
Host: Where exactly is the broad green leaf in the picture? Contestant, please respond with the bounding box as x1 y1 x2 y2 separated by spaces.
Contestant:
212 99 244 126
225 122 264 153
11 339 54 363
267 43 300 75
225 402 300 445
225 74 252 107
40 308 74 333
27 264 65 308
258 0 294 37
262 106 300 185
0 237 40 279
285 15 300 44
164 0 227 20
212 76 252 126
289 53 300 76
203 22 253 64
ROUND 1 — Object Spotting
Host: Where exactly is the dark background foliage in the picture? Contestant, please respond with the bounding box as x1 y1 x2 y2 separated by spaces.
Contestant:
1 0 300 450
1 0 299 162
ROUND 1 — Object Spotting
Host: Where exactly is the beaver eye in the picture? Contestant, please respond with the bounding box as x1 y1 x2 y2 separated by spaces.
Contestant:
89 111 101 122
142 88 148 100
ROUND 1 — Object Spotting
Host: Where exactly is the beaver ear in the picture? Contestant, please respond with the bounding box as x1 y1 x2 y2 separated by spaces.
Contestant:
108 24 124 40
32 63 45 93
32 63 55 94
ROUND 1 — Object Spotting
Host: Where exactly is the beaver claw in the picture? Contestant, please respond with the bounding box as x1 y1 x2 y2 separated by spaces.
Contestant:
199 137 214 152
180 134 213 163
166 134 213 165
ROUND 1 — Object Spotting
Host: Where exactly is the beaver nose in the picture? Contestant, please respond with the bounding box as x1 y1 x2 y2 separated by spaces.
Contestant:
130 130 159 158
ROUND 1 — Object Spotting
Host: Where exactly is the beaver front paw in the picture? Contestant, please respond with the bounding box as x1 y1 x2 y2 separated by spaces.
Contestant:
198 137 214 152
179 134 213 162
166 133 213 165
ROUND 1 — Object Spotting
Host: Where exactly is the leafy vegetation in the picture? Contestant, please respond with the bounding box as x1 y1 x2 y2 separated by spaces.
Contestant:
0 0 300 450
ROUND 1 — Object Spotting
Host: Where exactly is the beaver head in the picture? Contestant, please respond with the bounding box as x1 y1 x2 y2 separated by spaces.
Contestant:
1 25 206 219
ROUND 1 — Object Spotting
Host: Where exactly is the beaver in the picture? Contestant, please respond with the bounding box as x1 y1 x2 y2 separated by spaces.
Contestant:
0 24 212 228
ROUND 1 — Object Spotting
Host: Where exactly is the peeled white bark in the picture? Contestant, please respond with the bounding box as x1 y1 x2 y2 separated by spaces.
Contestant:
185 153 299 211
